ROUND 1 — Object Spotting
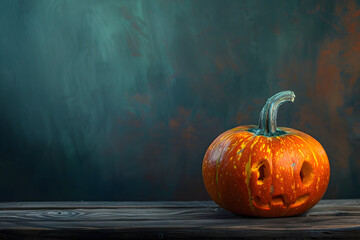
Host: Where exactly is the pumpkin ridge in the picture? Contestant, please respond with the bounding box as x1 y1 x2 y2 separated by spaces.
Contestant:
242 135 258 215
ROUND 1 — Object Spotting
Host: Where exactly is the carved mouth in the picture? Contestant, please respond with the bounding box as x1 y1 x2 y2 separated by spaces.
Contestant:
253 194 310 209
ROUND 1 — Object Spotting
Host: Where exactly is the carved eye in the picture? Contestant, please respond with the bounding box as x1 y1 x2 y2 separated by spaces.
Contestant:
300 161 313 186
255 160 270 185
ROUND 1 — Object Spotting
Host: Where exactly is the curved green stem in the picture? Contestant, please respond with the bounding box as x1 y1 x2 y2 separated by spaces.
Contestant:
258 92 284 132
257 90 295 135
268 91 295 133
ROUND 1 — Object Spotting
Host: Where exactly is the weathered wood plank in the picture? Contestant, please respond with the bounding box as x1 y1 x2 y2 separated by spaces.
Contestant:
0 201 217 210
0 200 359 239
0 199 358 209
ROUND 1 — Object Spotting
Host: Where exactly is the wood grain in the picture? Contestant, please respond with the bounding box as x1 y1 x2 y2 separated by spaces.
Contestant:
0 200 359 239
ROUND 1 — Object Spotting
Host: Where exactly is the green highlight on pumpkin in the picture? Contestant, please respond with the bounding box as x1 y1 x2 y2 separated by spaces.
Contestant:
215 155 221 184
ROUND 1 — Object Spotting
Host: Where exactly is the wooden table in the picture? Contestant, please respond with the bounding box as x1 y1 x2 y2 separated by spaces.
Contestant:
0 200 359 239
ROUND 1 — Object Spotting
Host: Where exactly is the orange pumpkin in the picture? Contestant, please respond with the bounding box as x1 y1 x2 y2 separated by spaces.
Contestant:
202 91 330 217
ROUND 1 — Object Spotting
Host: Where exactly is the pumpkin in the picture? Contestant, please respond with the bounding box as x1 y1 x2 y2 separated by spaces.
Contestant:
202 91 330 217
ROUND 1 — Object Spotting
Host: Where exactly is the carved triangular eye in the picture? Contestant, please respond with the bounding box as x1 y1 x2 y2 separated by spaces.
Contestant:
300 161 314 186
255 160 270 185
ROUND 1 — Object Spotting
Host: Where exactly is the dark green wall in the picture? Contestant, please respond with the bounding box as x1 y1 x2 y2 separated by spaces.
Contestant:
0 0 359 201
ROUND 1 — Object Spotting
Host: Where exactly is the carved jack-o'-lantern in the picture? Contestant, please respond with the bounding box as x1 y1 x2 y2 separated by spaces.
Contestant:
202 91 330 217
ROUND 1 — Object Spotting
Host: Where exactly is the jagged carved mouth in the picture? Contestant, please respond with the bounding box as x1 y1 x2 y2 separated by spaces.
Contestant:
253 194 310 209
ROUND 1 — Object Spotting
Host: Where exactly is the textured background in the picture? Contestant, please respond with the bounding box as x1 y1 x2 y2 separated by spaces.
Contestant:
0 0 359 201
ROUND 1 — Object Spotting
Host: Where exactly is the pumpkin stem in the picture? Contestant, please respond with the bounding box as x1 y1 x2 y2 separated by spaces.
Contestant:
258 91 295 135
258 92 282 132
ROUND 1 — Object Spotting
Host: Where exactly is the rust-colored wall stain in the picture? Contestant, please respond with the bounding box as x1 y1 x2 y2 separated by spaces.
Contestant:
276 1 360 198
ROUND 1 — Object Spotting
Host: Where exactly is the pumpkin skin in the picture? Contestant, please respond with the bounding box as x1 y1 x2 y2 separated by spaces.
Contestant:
202 91 330 217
